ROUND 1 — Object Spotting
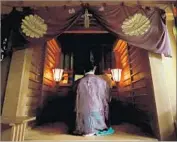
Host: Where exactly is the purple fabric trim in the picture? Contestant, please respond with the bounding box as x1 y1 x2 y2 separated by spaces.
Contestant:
20 5 172 57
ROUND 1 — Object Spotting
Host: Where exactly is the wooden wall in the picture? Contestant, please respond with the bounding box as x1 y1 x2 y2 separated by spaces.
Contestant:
34 39 62 125
24 44 45 116
24 39 60 116
41 39 61 101
114 40 157 134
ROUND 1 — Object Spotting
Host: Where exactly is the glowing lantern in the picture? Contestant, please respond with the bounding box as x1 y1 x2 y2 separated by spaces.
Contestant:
52 68 64 82
111 68 122 82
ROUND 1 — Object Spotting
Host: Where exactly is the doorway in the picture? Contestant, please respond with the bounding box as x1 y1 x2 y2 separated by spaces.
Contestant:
57 33 116 74
34 31 157 140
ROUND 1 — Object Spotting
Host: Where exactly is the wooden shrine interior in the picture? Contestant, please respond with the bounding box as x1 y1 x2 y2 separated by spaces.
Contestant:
31 31 156 136
1 4 160 138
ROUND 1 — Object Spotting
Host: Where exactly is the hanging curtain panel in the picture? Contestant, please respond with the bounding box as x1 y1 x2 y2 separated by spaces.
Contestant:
88 4 172 57
21 6 84 44
2 4 172 57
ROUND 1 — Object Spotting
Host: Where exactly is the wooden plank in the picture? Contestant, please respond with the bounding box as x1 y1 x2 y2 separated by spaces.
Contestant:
42 85 55 92
134 104 150 112
1 116 36 124
29 78 40 84
120 85 147 93
25 97 39 106
129 48 140 58
42 85 51 91
132 72 146 82
47 43 57 55
28 81 41 90
52 39 61 51
121 57 129 67
114 40 124 52
119 43 127 54
43 76 53 82
123 74 131 81
44 61 55 69
45 54 55 65
51 39 60 52
122 79 131 87
120 49 128 60
119 91 131 97
133 88 148 96
24 107 37 116
64 30 108 34
121 61 129 69
51 39 59 53
30 68 40 76
43 78 53 86
47 40 58 53
120 51 128 61
27 89 41 97
131 67 143 77
29 72 36 81
46 48 56 61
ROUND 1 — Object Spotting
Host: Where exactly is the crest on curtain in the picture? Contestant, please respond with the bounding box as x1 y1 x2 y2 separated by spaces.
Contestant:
121 13 151 36
21 14 47 38
68 8 76 14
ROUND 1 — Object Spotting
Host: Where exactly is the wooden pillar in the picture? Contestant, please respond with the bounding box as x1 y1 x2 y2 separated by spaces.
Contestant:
70 53 74 70
1 116 36 141
164 17 177 123
10 123 27 141
60 52 64 68
148 52 176 140
1 56 12 113
64 54 70 70
2 48 33 117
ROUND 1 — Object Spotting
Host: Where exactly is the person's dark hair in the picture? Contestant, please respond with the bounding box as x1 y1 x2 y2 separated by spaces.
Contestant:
84 63 94 73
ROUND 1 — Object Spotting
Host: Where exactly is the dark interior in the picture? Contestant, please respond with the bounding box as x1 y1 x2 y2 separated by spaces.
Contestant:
57 33 117 74
36 33 154 136
37 33 117 129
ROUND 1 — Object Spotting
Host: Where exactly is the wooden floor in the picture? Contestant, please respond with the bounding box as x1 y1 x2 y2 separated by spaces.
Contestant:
25 122 157 141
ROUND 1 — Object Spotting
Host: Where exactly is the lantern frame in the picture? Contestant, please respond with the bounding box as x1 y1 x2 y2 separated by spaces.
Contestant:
52 68 64 82
111 68 122 82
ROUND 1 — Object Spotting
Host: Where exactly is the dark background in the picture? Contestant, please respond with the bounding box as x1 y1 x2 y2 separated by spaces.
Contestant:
57 33 117 74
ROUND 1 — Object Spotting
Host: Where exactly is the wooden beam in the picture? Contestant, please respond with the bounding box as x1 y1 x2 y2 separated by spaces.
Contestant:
1 1 174 7
64 30 109 34
2 48 33 117
148 53 176 140
1 1 174 15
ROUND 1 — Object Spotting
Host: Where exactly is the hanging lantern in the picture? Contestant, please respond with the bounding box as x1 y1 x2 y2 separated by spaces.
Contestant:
111 68 122 82
53 68 64 82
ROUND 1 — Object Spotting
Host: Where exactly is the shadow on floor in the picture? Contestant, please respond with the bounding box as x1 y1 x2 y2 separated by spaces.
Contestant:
35 95 153 136
26 122 156 141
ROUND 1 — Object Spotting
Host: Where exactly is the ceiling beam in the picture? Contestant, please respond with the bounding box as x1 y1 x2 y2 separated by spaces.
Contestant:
1 1 175 7
64 30 109 34
1 1 174 20
1 1 174 14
